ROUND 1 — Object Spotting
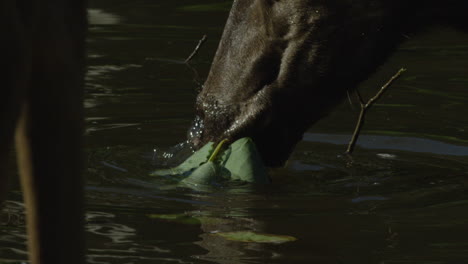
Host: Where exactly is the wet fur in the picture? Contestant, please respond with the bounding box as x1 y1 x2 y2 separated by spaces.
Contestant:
192 0 468 166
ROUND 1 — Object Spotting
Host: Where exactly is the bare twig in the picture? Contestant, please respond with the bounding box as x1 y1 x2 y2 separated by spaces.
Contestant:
345 68 406 155
185 35 208 64
185 62 203 90
346 90 356 110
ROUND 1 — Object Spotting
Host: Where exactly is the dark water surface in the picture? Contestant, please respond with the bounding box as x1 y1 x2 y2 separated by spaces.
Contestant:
2 1 468 263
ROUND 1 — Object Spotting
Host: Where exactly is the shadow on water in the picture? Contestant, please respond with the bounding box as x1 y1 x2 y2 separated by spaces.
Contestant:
1 1 468 263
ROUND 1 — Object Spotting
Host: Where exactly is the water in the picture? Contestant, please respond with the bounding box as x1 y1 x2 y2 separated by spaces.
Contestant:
1 1 468 263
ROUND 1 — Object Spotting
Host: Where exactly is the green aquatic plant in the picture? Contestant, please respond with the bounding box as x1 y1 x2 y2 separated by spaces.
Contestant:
214 231 297 244
147 214 201 225
150 138 270 187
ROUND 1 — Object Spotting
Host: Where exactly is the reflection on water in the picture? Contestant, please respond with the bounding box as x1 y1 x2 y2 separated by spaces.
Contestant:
87 65 142 80
0 201 28 263
88 9 121 25
1 0 468 263
86 211 173 264
303 133 468 156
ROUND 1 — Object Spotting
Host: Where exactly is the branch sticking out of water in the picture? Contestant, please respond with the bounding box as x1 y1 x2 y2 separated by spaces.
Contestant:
185 35 208 64
345 68 406 155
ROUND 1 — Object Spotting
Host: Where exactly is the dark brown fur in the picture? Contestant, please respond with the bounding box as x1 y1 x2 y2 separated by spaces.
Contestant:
191 0 468 166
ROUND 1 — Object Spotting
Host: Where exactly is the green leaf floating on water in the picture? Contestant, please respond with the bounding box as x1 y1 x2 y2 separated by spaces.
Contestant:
151 142 215 177
150 138 270 186
214 231 297 244
147 214 201 225
181 161 231 186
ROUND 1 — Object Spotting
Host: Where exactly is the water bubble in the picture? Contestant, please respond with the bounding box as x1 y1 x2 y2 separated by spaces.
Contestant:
187 115 204 142
151 141 194 168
